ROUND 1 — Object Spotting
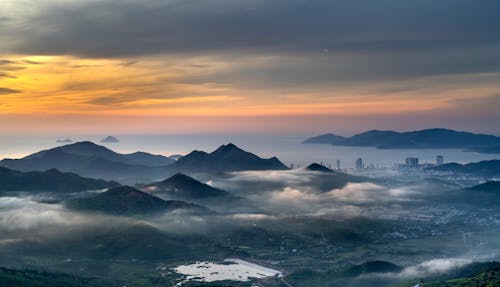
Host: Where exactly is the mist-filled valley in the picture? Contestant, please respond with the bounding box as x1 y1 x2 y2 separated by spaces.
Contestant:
0 136 499 287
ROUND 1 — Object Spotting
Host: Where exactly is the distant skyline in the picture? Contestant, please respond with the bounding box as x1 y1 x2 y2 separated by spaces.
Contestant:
1 0 500 135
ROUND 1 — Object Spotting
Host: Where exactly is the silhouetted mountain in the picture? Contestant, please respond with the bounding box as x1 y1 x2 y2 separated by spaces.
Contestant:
0 167 118 192
22 141 173 166
304 128 500 151
303 133 346 144
305 163 333 172
167 143 288 174
467 181 500 193
0 141 174 182
123 151 174 166
428 160 500 177
140 173 247 211
67 186 208 215
100 136 120 143
432 181 500 206
142 173 229 199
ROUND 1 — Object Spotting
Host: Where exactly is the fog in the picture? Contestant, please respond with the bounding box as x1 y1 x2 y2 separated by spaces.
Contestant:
0 167 498 287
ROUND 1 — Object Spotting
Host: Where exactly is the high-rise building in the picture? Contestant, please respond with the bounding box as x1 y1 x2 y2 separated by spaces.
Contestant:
355 157 363 170
436 155 444 166
405 157 419 168
336 160 340 170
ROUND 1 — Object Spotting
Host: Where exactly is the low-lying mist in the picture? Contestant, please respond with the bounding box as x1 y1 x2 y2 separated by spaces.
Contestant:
0 167 498 285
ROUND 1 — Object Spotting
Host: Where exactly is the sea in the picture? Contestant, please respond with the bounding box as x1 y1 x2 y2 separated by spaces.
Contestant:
0 134 498 169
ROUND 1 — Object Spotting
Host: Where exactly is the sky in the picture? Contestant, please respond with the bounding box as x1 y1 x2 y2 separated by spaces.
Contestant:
1 0 500 135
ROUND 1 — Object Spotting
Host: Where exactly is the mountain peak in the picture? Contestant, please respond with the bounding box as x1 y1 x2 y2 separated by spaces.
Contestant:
213 143 242 154
146 173 229 200
163 173 196 183
305 163 333 172
100 136 120 143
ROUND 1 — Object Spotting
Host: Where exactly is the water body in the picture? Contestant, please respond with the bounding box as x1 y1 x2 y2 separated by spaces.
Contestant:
173 258 282 285
0 134 498 169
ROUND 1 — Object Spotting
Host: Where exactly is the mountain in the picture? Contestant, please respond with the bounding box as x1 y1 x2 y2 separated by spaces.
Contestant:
428 160 500 177
0 166 118 192
66 186 208 215
431 181 500 206
166 143 288 174
0 141 175 182
122 151 175 167
304 128 500 151
142 173 230 199
100 136 120 143
22 141 173 166
140 173 247 212
285 260 402 287
305 163 334 172
467 181 500 193
303 133 346 144
400 261 500 287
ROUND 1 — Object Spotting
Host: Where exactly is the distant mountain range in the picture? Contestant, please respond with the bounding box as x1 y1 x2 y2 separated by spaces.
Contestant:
304 128 500 152
0 142 289 183
0 141 175 182
66 186 208 215
428 159 500 177
165 143 288 174
0 166 118 192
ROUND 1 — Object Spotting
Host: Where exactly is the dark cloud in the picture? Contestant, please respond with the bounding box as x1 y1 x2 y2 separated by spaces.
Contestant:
0 88 21 94
0 60 16 65
3 0 499 57
180 46 500 89
0 72 16 78
22 60 42 65
1 0 499 87
118 60 138 67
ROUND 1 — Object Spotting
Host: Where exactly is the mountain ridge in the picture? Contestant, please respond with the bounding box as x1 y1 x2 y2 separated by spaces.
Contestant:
167 143 288 173
304 128 500 152
66 186 209 215
0 166 119 192
0 141 175 183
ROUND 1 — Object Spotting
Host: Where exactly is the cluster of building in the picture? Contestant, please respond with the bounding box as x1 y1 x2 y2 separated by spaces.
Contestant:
289 155 445 172
354 155 445 171
401 155 444 169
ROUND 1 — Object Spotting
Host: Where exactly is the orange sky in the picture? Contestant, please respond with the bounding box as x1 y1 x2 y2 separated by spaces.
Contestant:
1 54 500 135
0 55 500 135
